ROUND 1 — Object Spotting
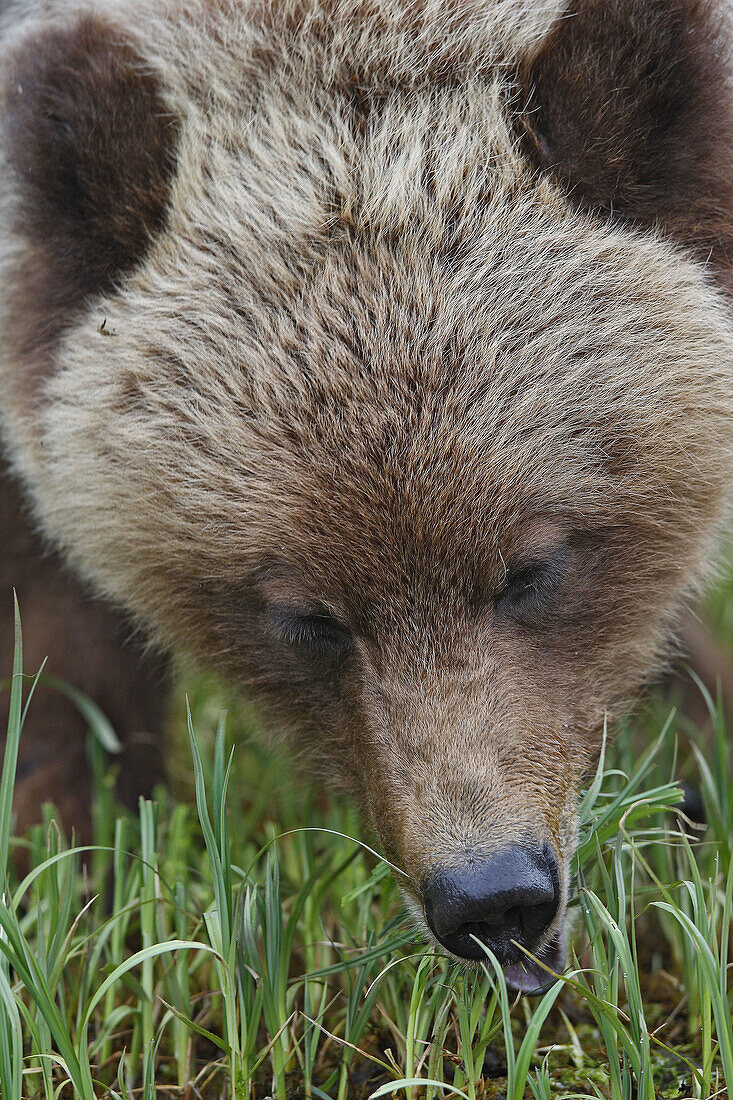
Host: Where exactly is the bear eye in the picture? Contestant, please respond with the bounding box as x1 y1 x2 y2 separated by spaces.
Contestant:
267 608 354 658
494 553 567 624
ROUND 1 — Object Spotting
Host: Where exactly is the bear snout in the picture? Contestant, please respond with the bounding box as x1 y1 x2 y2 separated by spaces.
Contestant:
421 843 560 967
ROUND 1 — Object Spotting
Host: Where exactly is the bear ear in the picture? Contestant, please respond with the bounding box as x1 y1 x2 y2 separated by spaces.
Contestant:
517 0 733 290
3 12 179 322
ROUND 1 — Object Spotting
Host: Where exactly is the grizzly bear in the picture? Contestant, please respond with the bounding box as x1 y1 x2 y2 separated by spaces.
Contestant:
2 0 733 992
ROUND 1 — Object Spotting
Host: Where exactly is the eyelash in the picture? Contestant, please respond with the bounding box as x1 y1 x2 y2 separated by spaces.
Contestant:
269 610 354 657
495 559 564 621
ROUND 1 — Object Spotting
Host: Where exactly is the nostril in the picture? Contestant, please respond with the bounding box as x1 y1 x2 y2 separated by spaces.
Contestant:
422 843 560 963
503 905 521 929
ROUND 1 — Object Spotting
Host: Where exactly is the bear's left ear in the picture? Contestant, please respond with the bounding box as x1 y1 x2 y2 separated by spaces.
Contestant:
518 0 733 291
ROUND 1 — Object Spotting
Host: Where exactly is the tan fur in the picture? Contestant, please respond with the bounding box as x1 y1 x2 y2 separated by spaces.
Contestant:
2 0 733 961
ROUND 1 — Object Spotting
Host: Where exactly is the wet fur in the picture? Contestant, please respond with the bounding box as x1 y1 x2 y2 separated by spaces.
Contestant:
1 0 733 958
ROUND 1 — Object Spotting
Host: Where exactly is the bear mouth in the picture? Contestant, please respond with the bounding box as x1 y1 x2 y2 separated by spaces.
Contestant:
502 927 567 994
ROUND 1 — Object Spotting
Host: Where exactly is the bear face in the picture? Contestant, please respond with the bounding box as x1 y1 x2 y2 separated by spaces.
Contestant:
2 0 733 988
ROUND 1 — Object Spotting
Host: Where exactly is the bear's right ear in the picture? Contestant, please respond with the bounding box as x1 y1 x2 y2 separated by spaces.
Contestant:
3 13 179 362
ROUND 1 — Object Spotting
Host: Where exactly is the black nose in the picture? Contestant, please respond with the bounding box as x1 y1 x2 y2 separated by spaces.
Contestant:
422 844 560 963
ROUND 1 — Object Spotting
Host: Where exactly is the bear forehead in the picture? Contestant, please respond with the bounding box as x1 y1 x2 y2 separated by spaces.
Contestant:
54 169 733 550
90 145 733 471
95 46 733 431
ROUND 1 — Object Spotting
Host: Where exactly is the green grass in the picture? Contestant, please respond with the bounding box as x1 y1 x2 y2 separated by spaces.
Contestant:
1 586 732 1098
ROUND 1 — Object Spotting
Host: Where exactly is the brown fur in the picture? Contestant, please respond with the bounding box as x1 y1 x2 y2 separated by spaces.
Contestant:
665 611 733 730
518 0 733 290
0 10 178 418
1 0 733 966
0 455 169 843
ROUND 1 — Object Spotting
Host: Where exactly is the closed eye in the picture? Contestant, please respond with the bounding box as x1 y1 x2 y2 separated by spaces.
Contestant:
494 549 568 624
267 608 354 659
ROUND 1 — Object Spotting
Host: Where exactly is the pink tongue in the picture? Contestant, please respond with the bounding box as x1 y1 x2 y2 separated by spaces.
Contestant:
503 930 566 994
